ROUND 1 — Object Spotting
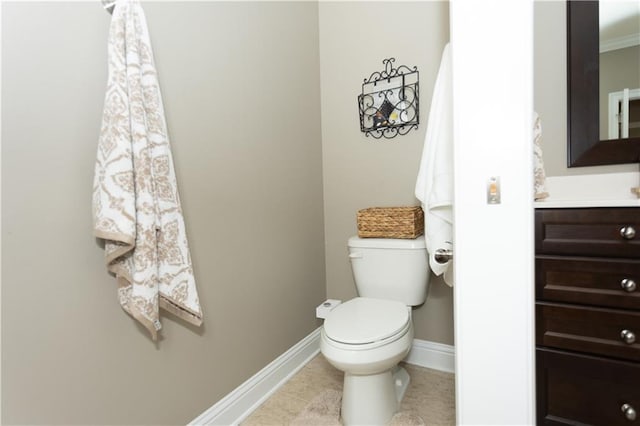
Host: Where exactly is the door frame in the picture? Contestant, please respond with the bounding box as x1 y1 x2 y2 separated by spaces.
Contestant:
451 1 536 424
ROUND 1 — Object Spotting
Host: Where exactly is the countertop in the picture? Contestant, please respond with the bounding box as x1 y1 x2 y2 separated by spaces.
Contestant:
534 199 640 208
534 172 640 209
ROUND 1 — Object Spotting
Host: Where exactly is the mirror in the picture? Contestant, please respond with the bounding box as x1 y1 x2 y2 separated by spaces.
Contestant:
599 1 640 141
567 0 640 167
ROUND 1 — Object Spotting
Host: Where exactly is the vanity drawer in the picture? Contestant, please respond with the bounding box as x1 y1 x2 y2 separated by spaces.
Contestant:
536 256 640 310
536 302 640 362
537 348 640 426
535 208 640 258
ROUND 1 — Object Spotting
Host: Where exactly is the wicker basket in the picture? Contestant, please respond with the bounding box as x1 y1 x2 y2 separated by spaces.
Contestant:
357 206 424 239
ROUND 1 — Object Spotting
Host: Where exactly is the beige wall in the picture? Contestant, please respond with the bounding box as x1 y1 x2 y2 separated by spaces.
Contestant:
1 2 325 424
534 0 637 177
319 1 454 345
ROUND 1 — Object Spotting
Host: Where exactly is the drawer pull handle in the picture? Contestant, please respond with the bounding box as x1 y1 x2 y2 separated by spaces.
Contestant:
622 279 637 293
621 226 637 240
621 329 636 345
622 404 637 421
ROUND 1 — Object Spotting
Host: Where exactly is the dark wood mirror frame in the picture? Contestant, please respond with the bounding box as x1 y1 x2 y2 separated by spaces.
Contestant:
567 1 640 167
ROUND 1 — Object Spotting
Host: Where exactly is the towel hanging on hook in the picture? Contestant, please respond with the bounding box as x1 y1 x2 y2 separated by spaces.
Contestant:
93 0 204 340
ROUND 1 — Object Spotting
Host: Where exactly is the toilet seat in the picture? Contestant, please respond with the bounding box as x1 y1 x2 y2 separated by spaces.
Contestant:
324 297 410 346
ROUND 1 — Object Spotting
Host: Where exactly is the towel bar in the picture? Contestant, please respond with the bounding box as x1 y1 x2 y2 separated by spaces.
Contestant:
434 249 453 264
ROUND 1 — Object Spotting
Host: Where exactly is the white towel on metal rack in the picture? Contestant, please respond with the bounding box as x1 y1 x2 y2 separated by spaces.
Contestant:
93 0 203 340
415 43 454 287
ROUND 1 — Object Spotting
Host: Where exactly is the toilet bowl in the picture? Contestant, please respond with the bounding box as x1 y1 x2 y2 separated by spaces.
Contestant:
320 236 430 425
321 297 415 425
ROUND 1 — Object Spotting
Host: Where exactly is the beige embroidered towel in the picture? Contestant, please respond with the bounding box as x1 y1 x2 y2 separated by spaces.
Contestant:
533 111 549 201
93 0 203 340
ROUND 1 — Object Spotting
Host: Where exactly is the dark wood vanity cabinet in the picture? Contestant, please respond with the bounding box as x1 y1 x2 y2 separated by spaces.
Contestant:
535 208 640 425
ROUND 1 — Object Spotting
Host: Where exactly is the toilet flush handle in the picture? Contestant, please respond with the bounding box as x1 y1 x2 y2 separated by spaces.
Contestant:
434 249 453 264
349 252 363 259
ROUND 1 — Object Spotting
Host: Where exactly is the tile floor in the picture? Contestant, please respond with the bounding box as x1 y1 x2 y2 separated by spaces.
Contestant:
241 354 456 425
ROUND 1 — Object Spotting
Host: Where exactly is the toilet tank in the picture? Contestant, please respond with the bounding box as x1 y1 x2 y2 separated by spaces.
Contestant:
347 236 430 306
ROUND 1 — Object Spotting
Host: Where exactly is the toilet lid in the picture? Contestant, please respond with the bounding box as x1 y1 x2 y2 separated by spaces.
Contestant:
324 297 410 345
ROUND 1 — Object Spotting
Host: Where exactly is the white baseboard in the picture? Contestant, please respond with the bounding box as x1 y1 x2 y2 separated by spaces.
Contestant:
404 339 456 374
188 328 321 426
189 328 455 425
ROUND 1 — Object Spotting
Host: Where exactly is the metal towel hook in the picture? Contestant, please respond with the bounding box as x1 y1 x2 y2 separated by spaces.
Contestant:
102 0 116 14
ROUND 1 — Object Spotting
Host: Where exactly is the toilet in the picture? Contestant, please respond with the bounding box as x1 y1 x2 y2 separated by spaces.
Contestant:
320 235 430 425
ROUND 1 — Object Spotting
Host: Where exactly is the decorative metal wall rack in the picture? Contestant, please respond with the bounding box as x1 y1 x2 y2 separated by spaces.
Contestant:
358 58 419 139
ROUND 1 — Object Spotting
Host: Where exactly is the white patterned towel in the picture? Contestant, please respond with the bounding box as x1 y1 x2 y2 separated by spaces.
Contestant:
533 111 549 201
93 0 203 340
